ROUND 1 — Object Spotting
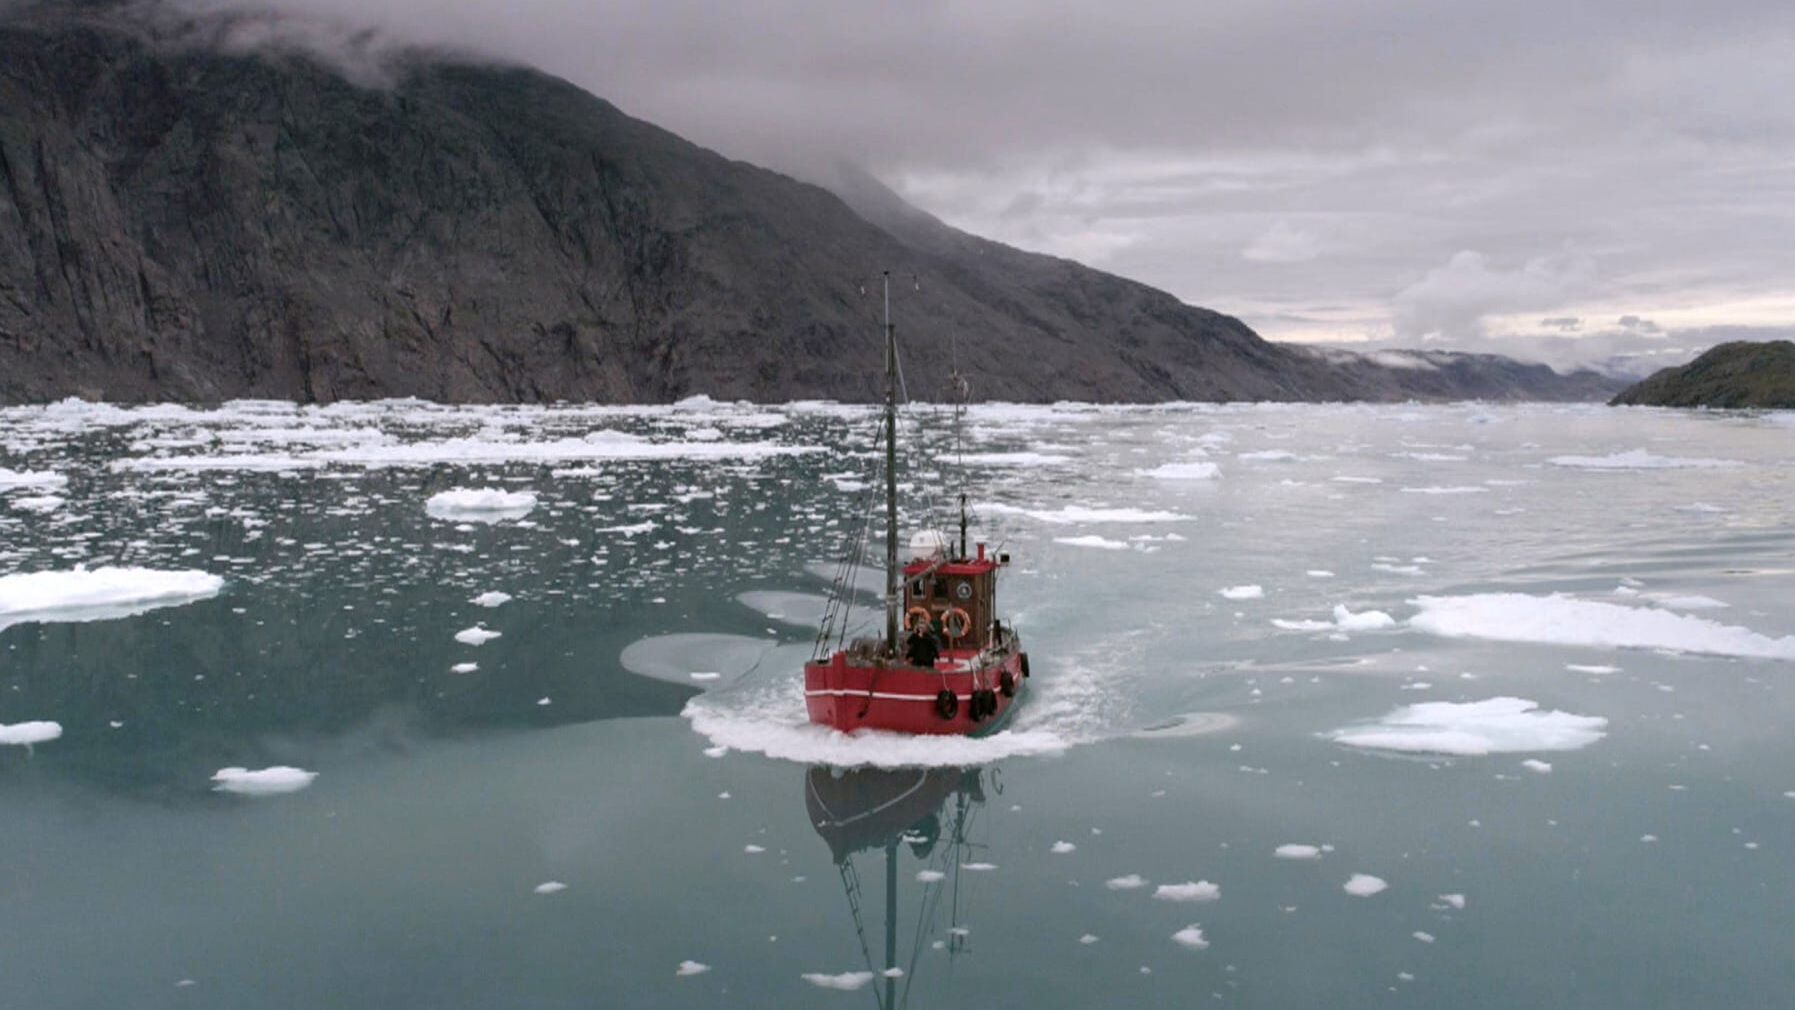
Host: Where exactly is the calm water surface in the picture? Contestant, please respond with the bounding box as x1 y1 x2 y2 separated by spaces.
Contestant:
2 399 1792 1009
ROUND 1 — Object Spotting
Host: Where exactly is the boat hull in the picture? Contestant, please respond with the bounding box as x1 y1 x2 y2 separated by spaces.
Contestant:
804 649 1028 735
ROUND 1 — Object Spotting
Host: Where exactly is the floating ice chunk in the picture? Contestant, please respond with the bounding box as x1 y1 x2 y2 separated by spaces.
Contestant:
1238 450 1297 461
1331 476 1384 484
961 862 997 871
1329 697 1607 756
1400 485 1487 495
1274 844 1322 860
1272 618 1335 632
1219 585 1264 600
211 766 317 795
1547 450 1741 470
801 971 876 991
1343 873 1388 897
534 881 567 894
1307 570 1335 578
455 625 501 646
1138 461 1219 480
11 494 63 512
1105 874 1148 890
959 451 1074 466
881 968 905 978
425 488 536 522
1408 593 1795 660
0 467 67 490
978 504 1190 524
0 567 223 628
1655 594 1728 611
451 662 478 674
1055 535 1129 551
675 961 710 976
471 591 512 608
1566 664 1619 674
1051 841 1077 854
916 870 946 883
1438 893 1466 909
1171 925 1210 950
1153 881 1220 902
0 721 62 746
1333 604 1395 631
1413 931 1436 943
744 844 766 854
1521 759 1553 774
1079 933 1100 944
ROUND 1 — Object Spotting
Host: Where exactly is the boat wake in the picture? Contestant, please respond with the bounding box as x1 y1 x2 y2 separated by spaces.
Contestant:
682 629 1152 768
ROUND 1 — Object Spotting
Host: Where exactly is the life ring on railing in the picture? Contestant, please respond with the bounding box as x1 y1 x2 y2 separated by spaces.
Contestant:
935 689 958 720
942 606 973 641
906 606 933 632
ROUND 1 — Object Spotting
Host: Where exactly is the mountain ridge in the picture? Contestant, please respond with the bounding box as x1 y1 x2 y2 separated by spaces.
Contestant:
0 4 1621 405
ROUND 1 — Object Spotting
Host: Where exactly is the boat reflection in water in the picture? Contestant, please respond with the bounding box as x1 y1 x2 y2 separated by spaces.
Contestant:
803 764 993 1008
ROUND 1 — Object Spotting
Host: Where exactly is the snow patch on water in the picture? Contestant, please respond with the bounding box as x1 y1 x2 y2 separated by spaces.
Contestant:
1409 593 1795 660
1329 697 1608 756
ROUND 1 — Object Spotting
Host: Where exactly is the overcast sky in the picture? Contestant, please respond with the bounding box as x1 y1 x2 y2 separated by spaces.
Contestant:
184 0 1795 371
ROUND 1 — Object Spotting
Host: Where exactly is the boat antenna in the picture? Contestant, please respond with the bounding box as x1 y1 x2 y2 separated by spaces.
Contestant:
883 271 900 653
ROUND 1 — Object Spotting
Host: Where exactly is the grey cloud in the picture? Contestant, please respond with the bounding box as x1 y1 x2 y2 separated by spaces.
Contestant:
156 0 1795 368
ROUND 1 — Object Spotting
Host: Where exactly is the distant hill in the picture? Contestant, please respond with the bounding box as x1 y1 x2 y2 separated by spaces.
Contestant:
0 4 1621 405
1611 341 1795 408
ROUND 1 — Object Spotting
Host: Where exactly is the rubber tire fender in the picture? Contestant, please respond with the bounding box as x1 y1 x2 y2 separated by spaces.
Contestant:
999 670 1016 697
1019 653 1031 678
935 689 958 721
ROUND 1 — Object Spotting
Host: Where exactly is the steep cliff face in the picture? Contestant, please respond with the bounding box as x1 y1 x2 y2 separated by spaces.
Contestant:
1611 341 1795 408
0 7 1620 404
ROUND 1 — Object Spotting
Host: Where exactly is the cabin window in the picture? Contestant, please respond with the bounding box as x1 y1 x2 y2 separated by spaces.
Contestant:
952 580 973 602
911 579 928 598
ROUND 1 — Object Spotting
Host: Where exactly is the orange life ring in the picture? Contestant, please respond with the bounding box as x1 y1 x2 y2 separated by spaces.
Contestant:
906 606 933 632
942 606 973 640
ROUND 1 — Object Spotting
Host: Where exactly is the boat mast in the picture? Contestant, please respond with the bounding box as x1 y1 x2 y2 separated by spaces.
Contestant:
883 271 900 652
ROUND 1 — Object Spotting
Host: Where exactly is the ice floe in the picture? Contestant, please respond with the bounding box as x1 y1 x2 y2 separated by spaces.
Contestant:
1547 450 1741 470
1343 873 1388 897
1051 841 1077 854
1153 881 1220 902
1408 593 1795 660
1054 535 1130 551
1274 844 1322 860
801 971 876 991
1171 925 1210 950
0 721 62 746
471 591 512 608
425 488 537 522
534 881 568 895
1328 697 1608 756
1219 585 1264 600
675 961 710 977
977 504 1191 524
454 625 502 646
1138 461 1220 480
0 567 222 628
211 766 318 795
1105 874 1148 890
0 467 67 490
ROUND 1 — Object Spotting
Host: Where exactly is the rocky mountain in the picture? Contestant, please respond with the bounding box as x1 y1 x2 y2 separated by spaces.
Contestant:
0 3 1622 405
1610 340 1795 408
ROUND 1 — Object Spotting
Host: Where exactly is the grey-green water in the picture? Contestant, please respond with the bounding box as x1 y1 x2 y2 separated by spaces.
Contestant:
2 399 1793 1009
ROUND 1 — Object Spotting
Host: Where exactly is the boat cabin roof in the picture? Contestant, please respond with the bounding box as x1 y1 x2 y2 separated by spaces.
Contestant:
903 557 999 578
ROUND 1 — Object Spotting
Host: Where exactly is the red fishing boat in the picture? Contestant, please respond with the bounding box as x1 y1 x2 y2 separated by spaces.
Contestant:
804 273 1029 735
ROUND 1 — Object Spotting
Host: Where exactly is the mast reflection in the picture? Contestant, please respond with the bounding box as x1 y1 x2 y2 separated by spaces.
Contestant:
803 765 993 1009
